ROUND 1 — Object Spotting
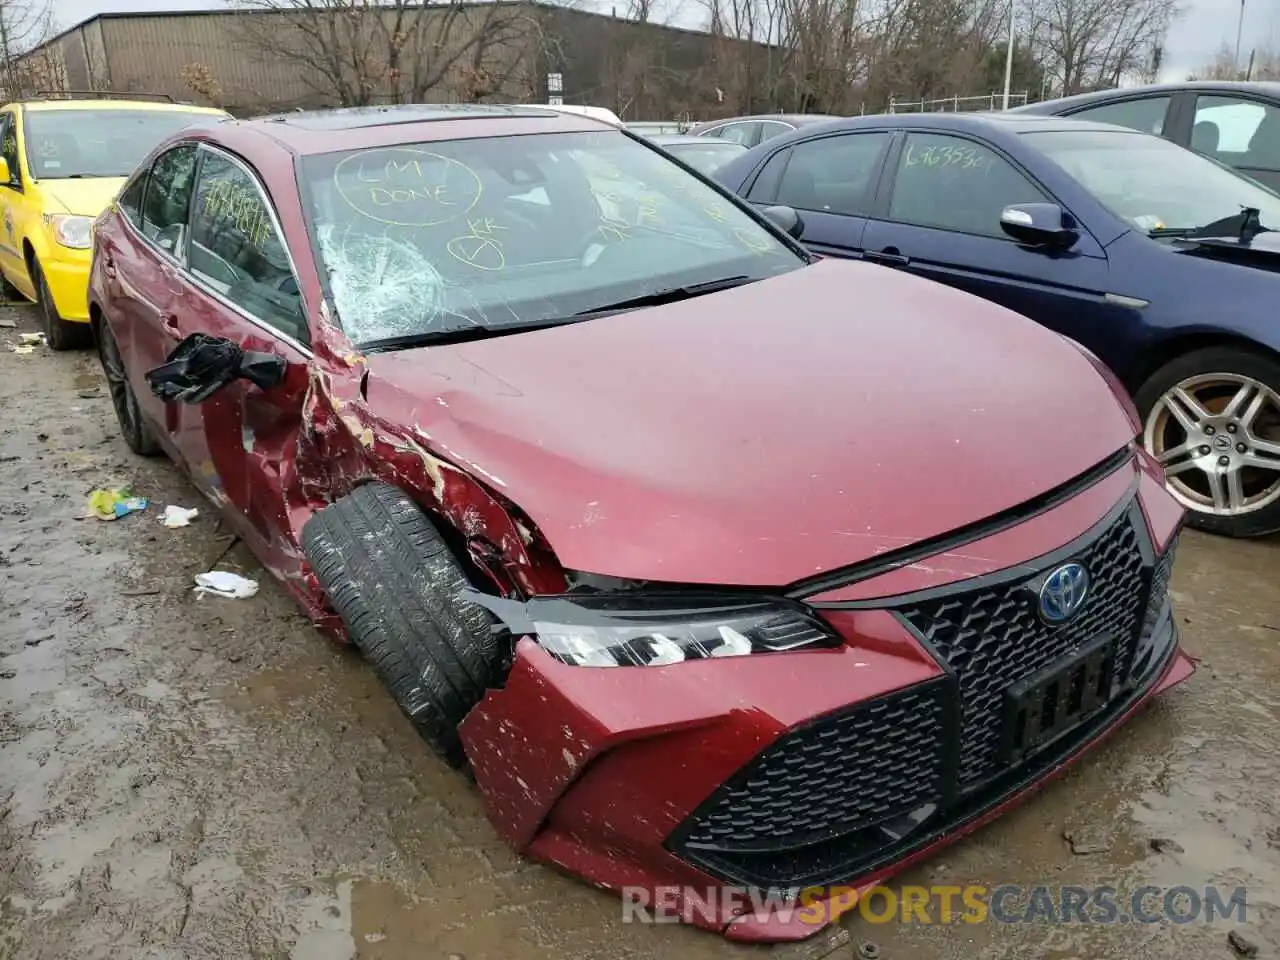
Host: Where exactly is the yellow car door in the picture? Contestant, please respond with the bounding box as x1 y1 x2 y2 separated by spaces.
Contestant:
0 106 29 293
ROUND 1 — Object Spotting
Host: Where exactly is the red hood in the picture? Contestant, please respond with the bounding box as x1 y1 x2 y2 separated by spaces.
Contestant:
361 259 1134 586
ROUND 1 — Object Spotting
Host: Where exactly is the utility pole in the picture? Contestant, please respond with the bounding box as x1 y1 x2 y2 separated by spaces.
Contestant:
1001 0 1016 110
1234 0 1246 77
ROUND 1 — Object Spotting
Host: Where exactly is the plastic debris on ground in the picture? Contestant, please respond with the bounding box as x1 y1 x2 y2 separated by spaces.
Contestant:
194 571 259 599
86 488 150 521
0 317 16 328
160 505 200 528
18 333 44 346
11 345 34 355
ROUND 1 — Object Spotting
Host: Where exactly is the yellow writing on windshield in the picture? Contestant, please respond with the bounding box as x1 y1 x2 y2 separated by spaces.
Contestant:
446 216 507 271
335 148 482 227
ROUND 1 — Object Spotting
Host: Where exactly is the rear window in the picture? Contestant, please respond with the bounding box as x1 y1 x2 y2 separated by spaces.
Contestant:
23 108 223 179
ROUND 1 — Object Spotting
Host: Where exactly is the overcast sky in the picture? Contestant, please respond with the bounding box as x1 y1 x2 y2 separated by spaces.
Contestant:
47 0 1272 87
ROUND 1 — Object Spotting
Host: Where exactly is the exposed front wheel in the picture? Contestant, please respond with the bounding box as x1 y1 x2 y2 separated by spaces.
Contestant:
32 259 90 351
1135 346 1280 537
300 482 502 767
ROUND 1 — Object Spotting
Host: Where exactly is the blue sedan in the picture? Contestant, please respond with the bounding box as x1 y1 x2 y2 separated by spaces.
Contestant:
716 112 1280 538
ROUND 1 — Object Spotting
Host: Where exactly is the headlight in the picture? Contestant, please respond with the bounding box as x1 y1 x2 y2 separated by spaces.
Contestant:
50 214 93 249
520 594 840 668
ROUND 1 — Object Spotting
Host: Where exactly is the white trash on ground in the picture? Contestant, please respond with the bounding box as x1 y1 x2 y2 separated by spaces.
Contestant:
194 571 259 599
160 505 200 528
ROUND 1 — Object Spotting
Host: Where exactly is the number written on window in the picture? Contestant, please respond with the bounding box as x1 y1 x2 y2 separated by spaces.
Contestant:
888 133 1044 238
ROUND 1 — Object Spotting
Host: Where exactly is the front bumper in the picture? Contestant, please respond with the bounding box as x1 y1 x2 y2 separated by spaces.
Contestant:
460 457 1192 942
42 248 92 322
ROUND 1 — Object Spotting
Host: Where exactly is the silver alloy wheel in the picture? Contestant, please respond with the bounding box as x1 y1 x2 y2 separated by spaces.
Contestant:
1143 372 1280 516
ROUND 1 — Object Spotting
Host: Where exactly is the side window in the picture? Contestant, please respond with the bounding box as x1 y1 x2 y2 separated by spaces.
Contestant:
757 121 794 145
141 144 199 257
887 133 1045 238
1193 95 1280 170
118 173 146 223
1069 96 1171 136
745 149 792 202
772 133 890 216
189 150 305 344
716 122 761 147
0 112 20 185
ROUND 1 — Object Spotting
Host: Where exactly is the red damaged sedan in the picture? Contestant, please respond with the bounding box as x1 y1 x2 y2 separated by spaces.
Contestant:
88 104 1193 941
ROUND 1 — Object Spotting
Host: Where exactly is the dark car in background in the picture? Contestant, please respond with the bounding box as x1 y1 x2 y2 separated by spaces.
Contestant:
647 133 746 174
687 113 841 148
716 112 1280 537
1012 81 1280 190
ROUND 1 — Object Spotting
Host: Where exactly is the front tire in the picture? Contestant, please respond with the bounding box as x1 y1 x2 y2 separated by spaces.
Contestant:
301 482 502 767
1135 345 1280 538
32 259 90 351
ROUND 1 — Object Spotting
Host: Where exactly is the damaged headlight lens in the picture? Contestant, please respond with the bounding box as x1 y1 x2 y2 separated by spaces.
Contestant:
519 595 840 668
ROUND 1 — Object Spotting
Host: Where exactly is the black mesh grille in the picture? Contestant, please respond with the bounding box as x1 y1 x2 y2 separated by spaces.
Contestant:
900 511 1147 786
681 678 948 854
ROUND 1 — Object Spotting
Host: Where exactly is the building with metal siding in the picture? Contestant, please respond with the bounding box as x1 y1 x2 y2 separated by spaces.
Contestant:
8 5 769 120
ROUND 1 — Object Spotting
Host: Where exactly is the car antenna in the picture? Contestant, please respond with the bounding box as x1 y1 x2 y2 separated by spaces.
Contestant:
1239 206 1263 245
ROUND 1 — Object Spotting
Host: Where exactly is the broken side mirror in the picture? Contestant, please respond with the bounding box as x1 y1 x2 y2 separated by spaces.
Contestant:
760 204 805 239
145 332 287 404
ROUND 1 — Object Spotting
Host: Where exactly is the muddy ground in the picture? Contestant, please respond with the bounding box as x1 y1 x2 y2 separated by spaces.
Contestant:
0 302 1277 960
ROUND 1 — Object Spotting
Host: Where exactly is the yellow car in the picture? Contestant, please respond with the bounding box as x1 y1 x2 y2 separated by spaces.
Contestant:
0 95 230 349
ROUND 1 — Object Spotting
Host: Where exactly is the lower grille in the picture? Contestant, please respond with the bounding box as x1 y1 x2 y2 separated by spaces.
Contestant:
900 507 1148 786
668 494 1182 890
678 677 949 856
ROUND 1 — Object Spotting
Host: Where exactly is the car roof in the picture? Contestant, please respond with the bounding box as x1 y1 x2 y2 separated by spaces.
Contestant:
1012 80 1280 114
13 97 228 115
698 113 842 126
650 134 743 145
775 112 1143 136
241 103 609 154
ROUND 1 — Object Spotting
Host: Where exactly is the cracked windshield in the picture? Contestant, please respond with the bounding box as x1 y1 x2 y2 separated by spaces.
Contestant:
23 109 218 179
299 130 801 344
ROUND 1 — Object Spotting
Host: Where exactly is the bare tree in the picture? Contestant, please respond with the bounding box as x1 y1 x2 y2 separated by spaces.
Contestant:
1189 42 1280 81
232 0 546 107
1024 0 1178 95
0 0 54 98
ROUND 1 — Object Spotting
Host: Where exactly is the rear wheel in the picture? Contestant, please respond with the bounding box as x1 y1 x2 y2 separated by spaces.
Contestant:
96 314 160 456
1135 345 1280 538
32 259 90 351
300 482 502 767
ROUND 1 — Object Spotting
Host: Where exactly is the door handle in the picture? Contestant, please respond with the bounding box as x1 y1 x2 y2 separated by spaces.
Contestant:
866 248 910 266
158 312 182 340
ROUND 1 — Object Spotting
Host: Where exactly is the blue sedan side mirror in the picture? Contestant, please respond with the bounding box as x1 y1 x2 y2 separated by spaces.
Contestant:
1000 202 1079 250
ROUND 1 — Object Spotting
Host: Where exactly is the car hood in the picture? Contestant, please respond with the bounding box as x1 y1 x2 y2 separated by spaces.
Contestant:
37 177 127 217
361 259 1136 587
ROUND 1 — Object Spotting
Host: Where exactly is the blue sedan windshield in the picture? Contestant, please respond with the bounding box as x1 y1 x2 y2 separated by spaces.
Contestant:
1025 128 1280 234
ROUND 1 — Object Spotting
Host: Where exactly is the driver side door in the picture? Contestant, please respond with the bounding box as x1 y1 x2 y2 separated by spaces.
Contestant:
165 145 312 567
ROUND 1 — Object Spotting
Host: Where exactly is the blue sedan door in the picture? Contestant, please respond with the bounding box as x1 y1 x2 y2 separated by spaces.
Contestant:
859 131 1118 353
740 131 892 259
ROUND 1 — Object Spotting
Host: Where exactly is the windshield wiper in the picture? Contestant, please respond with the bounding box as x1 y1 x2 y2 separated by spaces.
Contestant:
1151 206 1272 243
572 275 756 317
359 317 589 354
